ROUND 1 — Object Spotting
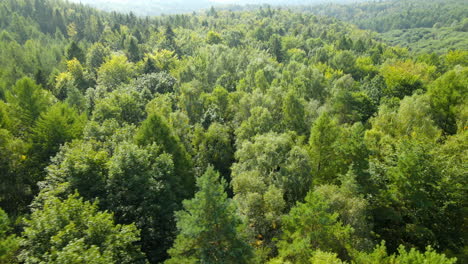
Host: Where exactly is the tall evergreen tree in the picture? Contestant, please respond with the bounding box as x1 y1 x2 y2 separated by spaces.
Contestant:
127 37 141 62
166 167 253 264
65 41 85 63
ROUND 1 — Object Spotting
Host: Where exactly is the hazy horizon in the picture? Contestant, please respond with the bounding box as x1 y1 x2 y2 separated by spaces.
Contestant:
67 0 365 16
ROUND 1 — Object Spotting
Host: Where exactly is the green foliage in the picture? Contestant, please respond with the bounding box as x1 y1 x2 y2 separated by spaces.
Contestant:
135 113 194 197
314 178 373 252
132 72 176 98
235 106 276 144
97 54 135 90
380 60 434 99
309 251 345 264
92 89 145 124
31 102 86 166
43 140 109 202
331 51 357 77
269 34 283 62
0 0 466 263
273 190 353 263
380 27 468 55
0 128 29 215
232 132 312 250
307 0 468 33
282 91 308 135
365 94 441 157
428 66 467 134
330 76 376 124
308 112 344 185
106 143 178 262
41 135 188 262
86 43 110 72
65 41 85 62
6 77 53 133
127 37 141 62
20 193 147 264
0 208 20 264
354 241 457 264
166 167 253 264
193 123 234 183
206 31 222 45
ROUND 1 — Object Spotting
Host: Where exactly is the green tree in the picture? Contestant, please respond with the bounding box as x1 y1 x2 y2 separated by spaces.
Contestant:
272 190 353 264
0 208 20 264
365 94 441 159
127 37 141 62
132 72 177 99
254 70 269 91
369 138 463 255
282 91 308 135
0 128 28 215
354 242 457 264
42 140 108 202
20 192 147 264
269 34 283 62
314 172 373 252
232 132 312 251
428 66 467 134
206 31 222 45
30 102 86 168
106 143 179 263
380 60 435 99
193 123 234 184
135 113 194 197
65 41 85 63
166 167 253 264
65 58 89 92
6 77 53 134
97 54 135 90
290 66 327 102
92 89 145 125
235 106 276 144
330 90 376 124
309 112 344 185
86 43 110 72
331 50 357 76
161 25 178 53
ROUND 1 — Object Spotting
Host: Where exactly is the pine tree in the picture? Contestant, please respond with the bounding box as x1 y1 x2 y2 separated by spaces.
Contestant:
127 37 141 62
65 41 85 62
166 167 253 264
269 34 283 62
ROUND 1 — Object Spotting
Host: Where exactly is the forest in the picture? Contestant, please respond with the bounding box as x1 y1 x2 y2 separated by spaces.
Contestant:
0 0 466 263
303 0 468 54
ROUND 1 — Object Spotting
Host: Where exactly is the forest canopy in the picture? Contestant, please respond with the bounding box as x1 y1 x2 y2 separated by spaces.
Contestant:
0 0 466 263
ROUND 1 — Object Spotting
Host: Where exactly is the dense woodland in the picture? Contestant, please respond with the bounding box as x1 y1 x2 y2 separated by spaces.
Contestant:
304 0 468 54
0 0 467 263
66 0 360 17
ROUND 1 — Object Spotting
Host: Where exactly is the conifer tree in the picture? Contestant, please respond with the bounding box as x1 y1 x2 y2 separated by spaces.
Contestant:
65 41 85 63
166 167 253 264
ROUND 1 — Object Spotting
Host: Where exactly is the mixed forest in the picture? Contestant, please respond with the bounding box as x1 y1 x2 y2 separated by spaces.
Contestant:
0 0 467 263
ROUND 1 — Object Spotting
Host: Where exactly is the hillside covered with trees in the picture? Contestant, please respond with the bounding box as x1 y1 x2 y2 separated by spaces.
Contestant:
305 0 468 54
67 0 362 16
0 0 466 263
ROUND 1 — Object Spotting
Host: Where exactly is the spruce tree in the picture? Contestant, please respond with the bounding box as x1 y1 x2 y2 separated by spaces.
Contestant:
65 41 85 63
166 167 253 264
